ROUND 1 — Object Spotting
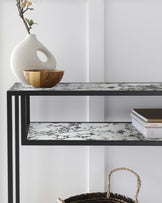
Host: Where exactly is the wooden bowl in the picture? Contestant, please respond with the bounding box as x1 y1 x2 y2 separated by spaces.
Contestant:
23 69 64 88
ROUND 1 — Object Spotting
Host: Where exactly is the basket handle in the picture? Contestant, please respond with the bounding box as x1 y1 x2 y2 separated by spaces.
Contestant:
107 167 141 203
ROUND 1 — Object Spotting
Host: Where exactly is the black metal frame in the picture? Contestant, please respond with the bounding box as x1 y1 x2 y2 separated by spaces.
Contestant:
9 90 162 96
7 92 31 203
7 82 162 203
7 92 13 203
23 138 162 146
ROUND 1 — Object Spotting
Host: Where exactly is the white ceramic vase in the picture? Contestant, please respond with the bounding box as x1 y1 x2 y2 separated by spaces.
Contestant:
10 34 57 84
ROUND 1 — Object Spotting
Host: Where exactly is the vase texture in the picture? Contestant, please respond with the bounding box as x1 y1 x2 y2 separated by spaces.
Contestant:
10 34 57 84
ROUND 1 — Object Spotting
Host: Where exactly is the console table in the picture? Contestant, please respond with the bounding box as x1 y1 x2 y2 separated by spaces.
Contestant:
7 82 162 203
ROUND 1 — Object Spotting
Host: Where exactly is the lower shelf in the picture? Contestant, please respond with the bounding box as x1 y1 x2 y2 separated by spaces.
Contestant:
24 122 162 146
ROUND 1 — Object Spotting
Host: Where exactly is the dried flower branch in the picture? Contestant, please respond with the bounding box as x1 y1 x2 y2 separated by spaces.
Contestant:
16 0 37 34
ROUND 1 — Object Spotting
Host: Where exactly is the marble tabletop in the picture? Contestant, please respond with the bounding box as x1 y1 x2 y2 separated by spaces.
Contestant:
27 122 162 141
8 82 162 93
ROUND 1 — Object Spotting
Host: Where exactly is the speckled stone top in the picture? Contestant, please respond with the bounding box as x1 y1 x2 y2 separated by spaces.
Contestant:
27 122 162 141
8 82 162 95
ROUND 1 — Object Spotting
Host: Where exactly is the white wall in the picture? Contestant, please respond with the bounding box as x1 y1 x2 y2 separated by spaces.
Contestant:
104 1 162 202
1 0 162 203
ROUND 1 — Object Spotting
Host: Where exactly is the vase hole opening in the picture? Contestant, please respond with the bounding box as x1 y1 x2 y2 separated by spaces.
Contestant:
37 50 47 63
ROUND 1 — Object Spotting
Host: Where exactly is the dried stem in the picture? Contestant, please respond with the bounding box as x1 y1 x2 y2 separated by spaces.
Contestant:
16 0 32 34
23 4 30 14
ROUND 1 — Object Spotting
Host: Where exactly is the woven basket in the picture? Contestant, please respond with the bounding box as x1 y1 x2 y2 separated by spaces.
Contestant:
57 168 141 203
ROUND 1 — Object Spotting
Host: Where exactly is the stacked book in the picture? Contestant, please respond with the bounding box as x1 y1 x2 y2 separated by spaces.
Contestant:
131 109 162 138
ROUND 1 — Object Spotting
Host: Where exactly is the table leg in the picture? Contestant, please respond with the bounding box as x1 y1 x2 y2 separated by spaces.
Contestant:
26 96 30 126
7 92 13 203
21 96 30 144
21 96 26 144
15 96 20 203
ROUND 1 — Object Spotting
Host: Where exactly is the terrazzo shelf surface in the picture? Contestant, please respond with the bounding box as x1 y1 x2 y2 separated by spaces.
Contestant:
8 82 162 95
26 122 162 145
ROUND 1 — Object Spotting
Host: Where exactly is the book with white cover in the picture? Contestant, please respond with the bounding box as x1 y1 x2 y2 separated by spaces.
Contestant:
131 113 162 128
132 118 162 138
